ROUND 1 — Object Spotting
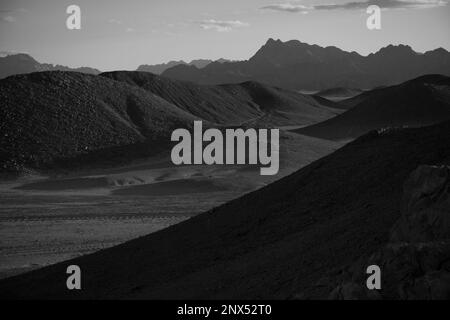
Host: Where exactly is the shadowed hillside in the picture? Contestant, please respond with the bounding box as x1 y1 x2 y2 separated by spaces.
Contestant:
101 71 341 126
1 120 449 299
0 72 340 171
0 71 196 172
296 75 450 140
315 87 364 105
0 70 341 173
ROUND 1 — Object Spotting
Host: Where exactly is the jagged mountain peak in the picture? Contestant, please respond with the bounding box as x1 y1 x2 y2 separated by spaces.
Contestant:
372 44 417 57
162 39 450 90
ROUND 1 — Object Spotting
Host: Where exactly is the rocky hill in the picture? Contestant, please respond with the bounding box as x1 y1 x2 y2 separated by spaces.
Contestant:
0 71 195 172
101 71 341 126
0 70 341 173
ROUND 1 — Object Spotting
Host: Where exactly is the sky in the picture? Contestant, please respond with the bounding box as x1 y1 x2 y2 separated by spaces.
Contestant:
0 0 449 71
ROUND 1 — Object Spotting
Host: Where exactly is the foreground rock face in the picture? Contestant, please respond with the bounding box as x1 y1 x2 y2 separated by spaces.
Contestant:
301 165 450 300
391 165 450 243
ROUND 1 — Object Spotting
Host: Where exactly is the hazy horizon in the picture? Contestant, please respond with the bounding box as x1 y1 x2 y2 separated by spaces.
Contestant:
1 0 449 71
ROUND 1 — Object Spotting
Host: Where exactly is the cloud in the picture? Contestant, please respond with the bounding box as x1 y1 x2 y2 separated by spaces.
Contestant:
0 7 27 22
315 0 448 10
261 3 309 13
261 0 448 13
108 19 136 33
198 19 250 32
2 15 16 22
108 18 123 25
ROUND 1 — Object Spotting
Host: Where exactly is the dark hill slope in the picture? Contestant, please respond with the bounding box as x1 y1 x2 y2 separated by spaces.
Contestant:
101 71 259 124
315 87 364 107
1 121 449 299
219 81 342 125
101 71 340 126
309 94 345 110
296 75 450 140
0 71 195 172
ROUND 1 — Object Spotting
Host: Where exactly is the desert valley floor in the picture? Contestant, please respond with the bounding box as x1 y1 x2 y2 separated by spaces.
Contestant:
0 132 342 279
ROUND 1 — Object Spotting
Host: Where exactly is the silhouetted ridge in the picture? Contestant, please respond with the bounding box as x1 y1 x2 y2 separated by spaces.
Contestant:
136 59 231 74
0 54 100 79
162 39 450 90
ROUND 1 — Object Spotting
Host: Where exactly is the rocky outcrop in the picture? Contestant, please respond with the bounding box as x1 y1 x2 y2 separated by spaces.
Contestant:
391 165 450 243
300 165 450 300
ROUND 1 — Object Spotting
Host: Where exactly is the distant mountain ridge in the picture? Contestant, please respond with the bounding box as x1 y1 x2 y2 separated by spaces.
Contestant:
162 39 450 90
0 53 233 79
0 53 100 79
136 58 231 75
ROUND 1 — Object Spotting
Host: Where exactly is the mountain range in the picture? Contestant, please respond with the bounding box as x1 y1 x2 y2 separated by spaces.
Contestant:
2 39 449 91
0 53 100 80
136 58 231 75
162 39 450 91
0 53 233 80
1 39 450 300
